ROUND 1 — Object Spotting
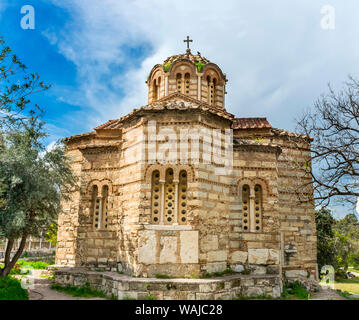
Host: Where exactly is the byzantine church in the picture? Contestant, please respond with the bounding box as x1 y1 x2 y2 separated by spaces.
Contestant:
56 38 317 282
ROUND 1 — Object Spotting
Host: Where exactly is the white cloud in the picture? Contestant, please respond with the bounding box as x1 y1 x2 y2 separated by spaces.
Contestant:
44 0 359 133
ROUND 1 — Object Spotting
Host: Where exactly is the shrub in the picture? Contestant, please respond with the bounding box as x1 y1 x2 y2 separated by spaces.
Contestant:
0 277 29 300
195 62 204 73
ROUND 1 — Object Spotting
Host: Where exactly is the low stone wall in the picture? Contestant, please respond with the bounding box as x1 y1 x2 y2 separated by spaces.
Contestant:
53 267 282 300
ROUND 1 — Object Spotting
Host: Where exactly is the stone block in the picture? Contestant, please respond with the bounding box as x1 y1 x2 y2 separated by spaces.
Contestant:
207 250 227 262
138 230 157 264
200 235 218 251
159 236 177 264
230 264 244 273
285 270 308 278
248 249 269 265
230 251 248 264
180 231 198 263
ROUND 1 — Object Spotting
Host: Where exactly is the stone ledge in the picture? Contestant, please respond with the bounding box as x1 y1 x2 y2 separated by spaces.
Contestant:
53 267 282 300
143 224 193 231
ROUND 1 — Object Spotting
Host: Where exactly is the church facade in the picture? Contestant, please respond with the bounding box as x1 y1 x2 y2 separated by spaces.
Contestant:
55 44 317 284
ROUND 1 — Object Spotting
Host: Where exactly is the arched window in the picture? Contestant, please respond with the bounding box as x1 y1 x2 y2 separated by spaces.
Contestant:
254 184 262 231
184 73 190 95
242 185 250 232
164 168 175 225
176 73 182 93
92 184 109 230
151 170 161 224
178 170 188 225
241 183 263 232
92 185 100 229
150 167 190 225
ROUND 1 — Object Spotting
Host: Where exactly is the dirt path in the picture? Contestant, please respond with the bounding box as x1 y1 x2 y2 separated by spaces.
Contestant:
28 270 105 300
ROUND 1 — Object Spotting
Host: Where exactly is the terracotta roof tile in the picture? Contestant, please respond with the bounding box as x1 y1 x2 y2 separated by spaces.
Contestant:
232 118 272 130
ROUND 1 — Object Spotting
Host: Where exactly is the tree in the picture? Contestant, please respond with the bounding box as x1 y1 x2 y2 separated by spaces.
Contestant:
332 213 359 273
44 222 58 246
297 76 359 207
0 127 75 278
0 36 51 130
0 37 76 278
315 208 336 272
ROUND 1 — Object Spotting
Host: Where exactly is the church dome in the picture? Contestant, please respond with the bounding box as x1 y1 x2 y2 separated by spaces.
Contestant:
146 38 228 110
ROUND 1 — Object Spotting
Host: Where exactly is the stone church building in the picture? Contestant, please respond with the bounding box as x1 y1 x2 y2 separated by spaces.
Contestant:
55 42 317 287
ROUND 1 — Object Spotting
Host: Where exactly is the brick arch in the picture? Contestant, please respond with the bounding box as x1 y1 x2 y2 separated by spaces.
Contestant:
203 63 226 86
168 60 196 79
176 165 194 182
147 64 163 83
252 178 270 198
150 67 164 83
160 165 178 182
237 178 255 201
87 179 113 196
237 177 270 199
144 165 162 183
145 164 194 183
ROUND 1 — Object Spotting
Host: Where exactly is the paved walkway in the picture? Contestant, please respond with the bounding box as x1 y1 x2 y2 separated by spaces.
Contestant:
28 270 105 300
309 286 347 300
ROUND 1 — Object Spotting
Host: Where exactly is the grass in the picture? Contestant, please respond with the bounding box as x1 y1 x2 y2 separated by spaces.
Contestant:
0 259 54 274
234 294 274 300
0 276 29 300
51 282 107 299
18 259 54 270
200 268 236 279
233 281 310 300
281 281 310 300
336 289 359 300
155 274 171 279
348 266 359 274
333 278 359 294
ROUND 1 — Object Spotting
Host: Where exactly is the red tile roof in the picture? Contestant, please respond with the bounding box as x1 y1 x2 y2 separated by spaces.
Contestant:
232 118 271 130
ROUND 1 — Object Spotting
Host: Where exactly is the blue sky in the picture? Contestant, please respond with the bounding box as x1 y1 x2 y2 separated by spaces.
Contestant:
1 0 359 218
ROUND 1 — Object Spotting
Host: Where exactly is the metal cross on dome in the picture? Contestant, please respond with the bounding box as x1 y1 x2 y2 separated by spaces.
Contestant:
183 36 193 51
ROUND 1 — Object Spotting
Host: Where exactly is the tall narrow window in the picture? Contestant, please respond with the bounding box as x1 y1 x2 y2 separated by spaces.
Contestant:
92 185 100 229
164 168 175 224
101 185 109 229
178 170 188 225
207 76 211 104
153 79 158 101
212 78 217 105
176 73 182 93
185 73 190 95
242 185 250 232
254 185 262 231
151 170 161 224
157 77 161 99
